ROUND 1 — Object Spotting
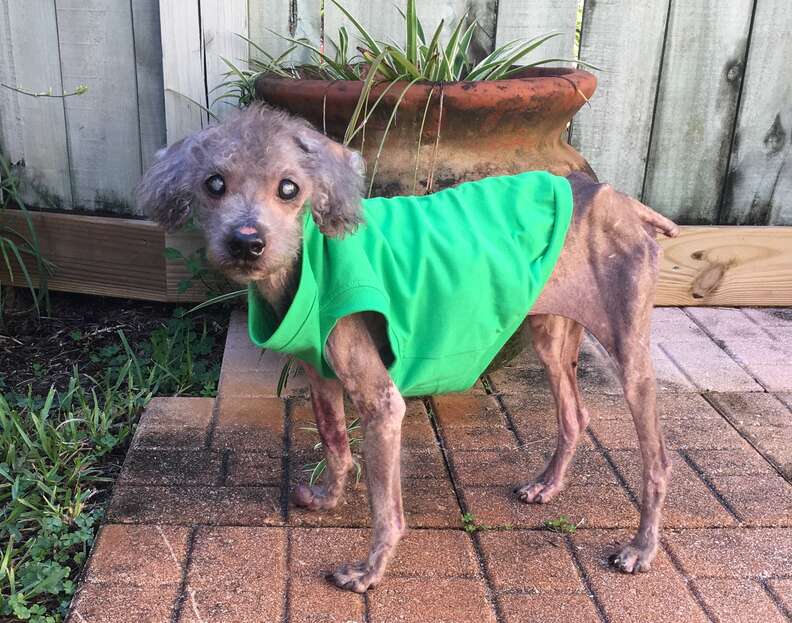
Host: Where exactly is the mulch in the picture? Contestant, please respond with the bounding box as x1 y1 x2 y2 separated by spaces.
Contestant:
0 288 228 395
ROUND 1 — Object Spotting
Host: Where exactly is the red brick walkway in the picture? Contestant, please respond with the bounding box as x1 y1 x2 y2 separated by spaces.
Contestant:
67 308 792 622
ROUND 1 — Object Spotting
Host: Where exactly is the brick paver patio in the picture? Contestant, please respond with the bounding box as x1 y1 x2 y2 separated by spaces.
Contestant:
67 308 792 622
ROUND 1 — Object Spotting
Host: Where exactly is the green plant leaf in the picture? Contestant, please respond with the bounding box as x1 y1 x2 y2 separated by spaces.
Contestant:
329 0 384 59
405 0 418 64
163 247 183 261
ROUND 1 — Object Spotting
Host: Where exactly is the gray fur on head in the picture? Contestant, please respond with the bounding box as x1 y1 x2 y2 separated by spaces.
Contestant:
136 103 366 237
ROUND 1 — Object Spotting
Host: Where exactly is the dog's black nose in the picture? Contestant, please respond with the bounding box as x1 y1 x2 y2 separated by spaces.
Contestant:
228 229 265 260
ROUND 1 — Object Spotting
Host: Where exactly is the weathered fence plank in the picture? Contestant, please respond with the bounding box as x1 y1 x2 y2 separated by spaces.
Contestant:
160 0 206 144
131 0 167 174
248 0 321 66
0 0 72 208
642 0 755 223
201 0 248 118
720 0 792 225
56 0 142 212
1 0 790 227
495 0 579 63
569 0 669 198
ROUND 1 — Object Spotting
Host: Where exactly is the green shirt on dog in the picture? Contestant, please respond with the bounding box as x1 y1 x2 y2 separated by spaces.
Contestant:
247 171 573 396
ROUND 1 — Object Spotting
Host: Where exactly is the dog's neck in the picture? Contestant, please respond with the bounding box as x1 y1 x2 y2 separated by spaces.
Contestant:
254 253 301 319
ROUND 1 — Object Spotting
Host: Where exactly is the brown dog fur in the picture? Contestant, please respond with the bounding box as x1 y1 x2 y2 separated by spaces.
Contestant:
139 104 679 592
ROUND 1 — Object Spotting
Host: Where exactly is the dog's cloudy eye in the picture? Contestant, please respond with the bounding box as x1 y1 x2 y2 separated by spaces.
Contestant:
278 179 299 200
205 174 225 197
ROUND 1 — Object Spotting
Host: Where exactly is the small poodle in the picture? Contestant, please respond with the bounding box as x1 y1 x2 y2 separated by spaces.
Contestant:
139 103 678 593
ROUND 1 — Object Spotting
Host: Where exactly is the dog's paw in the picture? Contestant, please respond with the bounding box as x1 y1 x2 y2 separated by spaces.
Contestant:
609 541 657 574
514 479 563 504
292 483 341 511
326 561 379 593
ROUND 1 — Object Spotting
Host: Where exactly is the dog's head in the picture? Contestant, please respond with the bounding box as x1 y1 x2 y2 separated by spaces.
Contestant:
137 104 365 284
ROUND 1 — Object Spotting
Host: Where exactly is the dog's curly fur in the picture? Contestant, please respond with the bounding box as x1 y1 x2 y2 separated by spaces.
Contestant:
138 103 365 235
139 104 679 593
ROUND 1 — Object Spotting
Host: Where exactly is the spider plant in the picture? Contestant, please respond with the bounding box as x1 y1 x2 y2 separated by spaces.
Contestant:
303 417 363 486
215 0 596 134
0 154 54 322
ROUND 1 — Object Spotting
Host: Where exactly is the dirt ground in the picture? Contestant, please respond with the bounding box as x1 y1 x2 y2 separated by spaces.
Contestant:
0 288 228 395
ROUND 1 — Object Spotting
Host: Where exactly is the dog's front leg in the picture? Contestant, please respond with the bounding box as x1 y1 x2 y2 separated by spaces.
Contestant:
323 314 406 593
293 364 354 510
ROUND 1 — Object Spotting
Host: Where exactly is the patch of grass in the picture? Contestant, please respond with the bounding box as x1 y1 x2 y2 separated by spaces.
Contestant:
543 515 583 534
0 313 225 621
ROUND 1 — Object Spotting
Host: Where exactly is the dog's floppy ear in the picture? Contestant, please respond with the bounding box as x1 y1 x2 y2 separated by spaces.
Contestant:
137 138 196 231
294 128 365 237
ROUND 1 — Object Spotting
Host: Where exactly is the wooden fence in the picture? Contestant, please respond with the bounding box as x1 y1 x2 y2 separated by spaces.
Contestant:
0 0 790 225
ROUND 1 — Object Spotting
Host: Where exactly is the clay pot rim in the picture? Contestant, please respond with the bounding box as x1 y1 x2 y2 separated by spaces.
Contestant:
255 66 597 109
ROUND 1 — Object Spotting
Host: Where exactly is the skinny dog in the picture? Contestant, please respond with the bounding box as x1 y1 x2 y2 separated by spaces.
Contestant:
139 104 679 593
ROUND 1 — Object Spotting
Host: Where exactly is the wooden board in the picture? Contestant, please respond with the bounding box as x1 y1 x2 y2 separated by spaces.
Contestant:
201 0 248 119
1 211 790 306
0 210 169 301
131 0 168 174
160 0 207 144
642 0 754 223
495 0 579 64
719 0 792 225
656 226 792 306
569 1 670 198
56 0 142 213
0 0 73 209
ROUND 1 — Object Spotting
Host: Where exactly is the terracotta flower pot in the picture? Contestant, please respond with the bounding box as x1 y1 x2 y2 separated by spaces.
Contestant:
255 67 597 196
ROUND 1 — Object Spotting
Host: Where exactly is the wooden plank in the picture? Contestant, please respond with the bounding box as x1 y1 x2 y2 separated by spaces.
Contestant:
720 0 792 225
642 0 754 223
569 1 669 198
495 0 579 63
131 0 167 175
200 0 248 119
0 2 21 166
248 0 321 66
0 211 168 301
0 0 73 209
160 0 206 144
2 209 790 306
56 0 142 213
656 226 792 306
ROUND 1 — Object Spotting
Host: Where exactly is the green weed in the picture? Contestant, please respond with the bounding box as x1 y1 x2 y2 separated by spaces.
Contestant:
0 313 224 621
543 515 583 534
303 417 363 486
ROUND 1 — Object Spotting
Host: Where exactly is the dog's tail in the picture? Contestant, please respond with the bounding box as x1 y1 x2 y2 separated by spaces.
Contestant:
630 198 680 237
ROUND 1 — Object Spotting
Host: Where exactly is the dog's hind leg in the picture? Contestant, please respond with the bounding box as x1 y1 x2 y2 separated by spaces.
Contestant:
292 364 354 510
515 314 589 503
530 174 674 572
599 310 671 573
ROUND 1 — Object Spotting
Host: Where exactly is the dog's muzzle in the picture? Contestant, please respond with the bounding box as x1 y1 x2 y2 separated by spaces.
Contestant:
228 226 265 261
